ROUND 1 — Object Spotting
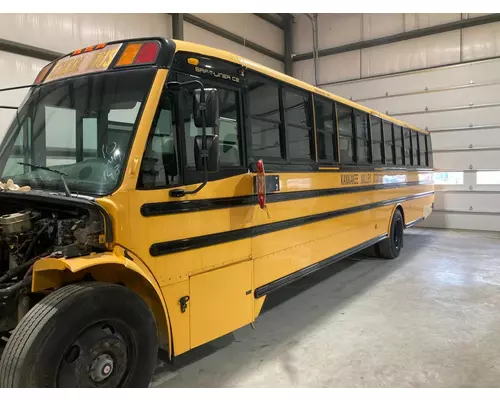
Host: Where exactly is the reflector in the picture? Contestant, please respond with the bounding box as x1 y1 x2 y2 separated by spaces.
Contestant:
134 42 160 64
116 43 142 66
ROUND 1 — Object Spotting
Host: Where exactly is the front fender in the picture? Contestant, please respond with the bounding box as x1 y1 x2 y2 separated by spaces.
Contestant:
31 247 173 358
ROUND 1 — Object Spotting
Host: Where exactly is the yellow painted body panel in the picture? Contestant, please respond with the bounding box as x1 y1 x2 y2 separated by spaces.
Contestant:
190 260 253 348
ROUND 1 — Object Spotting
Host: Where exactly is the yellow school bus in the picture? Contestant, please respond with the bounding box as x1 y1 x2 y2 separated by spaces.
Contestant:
0 37 434 387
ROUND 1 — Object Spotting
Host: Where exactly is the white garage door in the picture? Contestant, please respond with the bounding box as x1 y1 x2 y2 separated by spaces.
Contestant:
326 57 500 232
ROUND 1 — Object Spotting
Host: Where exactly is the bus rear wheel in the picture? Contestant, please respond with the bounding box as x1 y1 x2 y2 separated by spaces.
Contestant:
0 282 158 388
377 208 404 259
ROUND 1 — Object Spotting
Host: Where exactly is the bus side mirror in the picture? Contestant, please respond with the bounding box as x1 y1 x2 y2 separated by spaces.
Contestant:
194 135 220 172
193 88 219 128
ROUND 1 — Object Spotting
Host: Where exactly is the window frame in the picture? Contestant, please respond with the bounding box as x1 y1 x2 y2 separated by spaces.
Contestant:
245 71 285 164
313 94 339 166
410 129 419 166
282 85 315 164
394 125 404 166
369 115 385 165
138 70 247 190
382 120 395 166
337 102 357 166
137 92 181 190
417 132 426 167
353 110 372 165
402 127 412 166
425 134 433 168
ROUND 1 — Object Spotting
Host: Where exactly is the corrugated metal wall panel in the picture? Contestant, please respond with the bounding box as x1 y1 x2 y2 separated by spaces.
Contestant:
292 14 313 55
402 106 500 129
419 212 500 231
318 14 362 49
319 50 362 83
293 59 315 85
325 57 500 100
0 51 46 143
462 21 500 61
404 13 461 31
184 22 284 72
431 128 500 150
0 14 171 54
434 150 500 171
360 31 461 78
362 14 404 40
361 84 500 116
434 191 500 213
191 14 284 56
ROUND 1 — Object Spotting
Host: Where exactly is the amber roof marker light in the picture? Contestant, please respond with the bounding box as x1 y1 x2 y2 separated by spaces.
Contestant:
115 41 160 67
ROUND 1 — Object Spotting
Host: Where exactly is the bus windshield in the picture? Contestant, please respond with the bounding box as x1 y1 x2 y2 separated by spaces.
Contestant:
0 67 156 196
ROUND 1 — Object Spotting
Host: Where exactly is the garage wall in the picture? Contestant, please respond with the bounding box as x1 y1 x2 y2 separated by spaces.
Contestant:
293 13 499 85
293 13 500 231
184 14 284 72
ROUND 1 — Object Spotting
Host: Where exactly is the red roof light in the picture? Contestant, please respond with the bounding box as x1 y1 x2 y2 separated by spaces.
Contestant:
133 42 159 64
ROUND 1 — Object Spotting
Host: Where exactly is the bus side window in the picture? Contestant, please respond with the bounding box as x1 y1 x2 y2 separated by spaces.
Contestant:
383 120 394 165
403 128 412 166
370 116 383 164
394 125 404 166
138 96 180 189
426 134 433 168
411 130 419 166
337 103 355 164
284 89 314 162
418 133 426 167
247 74 284 162
354 111 371 164
314 97 338 164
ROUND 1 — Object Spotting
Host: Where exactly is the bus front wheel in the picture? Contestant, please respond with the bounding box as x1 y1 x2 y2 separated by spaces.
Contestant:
0 282 158 388
377 208 404 259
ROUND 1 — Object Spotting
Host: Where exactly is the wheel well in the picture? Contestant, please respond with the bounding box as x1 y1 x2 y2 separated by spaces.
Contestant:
32 264 171 356
396 205 406 226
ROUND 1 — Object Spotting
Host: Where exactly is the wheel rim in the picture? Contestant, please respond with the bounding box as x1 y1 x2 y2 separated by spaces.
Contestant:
57 322 133 388
394 218 403 250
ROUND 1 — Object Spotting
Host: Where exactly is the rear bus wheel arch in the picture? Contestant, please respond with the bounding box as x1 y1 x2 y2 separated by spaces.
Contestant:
388 204 405 234
378 205 405 259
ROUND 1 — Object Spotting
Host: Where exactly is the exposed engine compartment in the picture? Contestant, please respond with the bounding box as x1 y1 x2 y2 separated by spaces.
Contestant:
0 193 109 333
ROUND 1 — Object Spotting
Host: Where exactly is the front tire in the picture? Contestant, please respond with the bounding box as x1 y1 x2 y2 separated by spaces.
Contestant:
377 208 404 259
0 282 158 388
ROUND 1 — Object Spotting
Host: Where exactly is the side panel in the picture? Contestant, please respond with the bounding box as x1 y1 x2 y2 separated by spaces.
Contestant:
190 261 253 348
124 168 433 355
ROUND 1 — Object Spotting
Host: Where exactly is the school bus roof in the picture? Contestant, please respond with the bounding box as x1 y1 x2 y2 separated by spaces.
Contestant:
173 39 429 135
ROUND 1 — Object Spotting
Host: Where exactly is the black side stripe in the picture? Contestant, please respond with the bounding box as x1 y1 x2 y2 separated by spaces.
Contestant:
254 234 388 298
141 180 434 217
149 191 434 256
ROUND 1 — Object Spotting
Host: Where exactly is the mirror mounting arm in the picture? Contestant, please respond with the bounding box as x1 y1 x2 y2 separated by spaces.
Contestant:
166 80 209 198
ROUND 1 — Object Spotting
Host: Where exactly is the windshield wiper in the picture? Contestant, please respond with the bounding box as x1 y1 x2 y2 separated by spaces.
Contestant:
17 162 72 198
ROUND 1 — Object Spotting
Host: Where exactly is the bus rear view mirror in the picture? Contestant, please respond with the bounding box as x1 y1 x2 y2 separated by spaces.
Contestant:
193 88 219 128
194 134 220 173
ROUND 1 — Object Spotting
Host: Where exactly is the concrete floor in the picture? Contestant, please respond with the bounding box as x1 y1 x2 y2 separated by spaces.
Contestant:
152 228 500 388
2 227 500 387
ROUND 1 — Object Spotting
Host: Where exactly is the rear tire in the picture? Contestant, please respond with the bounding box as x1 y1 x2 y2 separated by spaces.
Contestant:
0 282 158 388
377 208 404 259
